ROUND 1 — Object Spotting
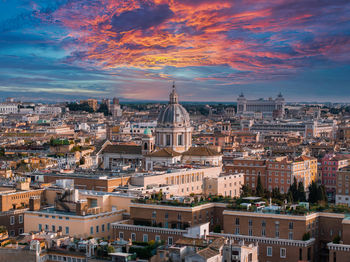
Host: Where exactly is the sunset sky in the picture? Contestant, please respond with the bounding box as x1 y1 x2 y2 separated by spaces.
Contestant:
1 0 350 102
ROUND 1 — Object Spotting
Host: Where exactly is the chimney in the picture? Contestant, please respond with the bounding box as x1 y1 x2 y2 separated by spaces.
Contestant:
29 196 41 211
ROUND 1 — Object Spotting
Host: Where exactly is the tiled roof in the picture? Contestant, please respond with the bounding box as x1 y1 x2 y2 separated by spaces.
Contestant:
102 144 142 155
182 147 222 156
145 148 182 157
197 247 219 259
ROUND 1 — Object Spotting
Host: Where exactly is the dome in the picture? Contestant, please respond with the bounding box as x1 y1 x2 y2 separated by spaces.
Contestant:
157 103 190 127
157 83 190 128
143 127 152 136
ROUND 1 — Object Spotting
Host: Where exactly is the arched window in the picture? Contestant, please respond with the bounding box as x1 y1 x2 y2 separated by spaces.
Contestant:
144 142 148 150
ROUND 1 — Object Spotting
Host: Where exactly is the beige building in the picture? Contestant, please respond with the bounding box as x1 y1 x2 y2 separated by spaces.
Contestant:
130 166 222 196
24 185 134 239
336 165 350 205
203 173 244 198
24 207 123 239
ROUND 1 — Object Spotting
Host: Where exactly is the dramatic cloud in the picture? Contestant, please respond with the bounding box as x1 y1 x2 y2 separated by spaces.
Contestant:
0 0 350 101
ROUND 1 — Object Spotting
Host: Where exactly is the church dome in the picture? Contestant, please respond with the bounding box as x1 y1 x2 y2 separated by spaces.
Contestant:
157 83 191 128
143 127 152 136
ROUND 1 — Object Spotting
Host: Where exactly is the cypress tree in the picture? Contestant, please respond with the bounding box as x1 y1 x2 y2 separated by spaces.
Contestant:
255 175 264 197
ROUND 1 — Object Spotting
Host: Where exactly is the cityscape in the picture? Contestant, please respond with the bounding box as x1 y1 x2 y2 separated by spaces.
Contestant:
0 1 350 262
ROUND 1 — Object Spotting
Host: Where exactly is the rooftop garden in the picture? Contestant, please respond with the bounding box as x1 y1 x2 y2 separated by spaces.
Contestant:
133 193 235 207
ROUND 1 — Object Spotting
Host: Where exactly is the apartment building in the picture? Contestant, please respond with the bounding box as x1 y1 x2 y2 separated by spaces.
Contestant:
130 166 222 196
203 173 244 198
0 180 44 236
267 156 317 193
224 156 317 193
224 157 267 190
24 188 125 239
80 99 98 111
321 154 350 199
335 165 350 205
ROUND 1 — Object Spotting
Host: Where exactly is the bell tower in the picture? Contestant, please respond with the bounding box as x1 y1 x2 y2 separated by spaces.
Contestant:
142 128 154 155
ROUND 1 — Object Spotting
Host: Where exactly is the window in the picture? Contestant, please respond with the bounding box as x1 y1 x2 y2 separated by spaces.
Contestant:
10 216 15 225
96 226 99 233
143 234 148 242
275 223 280 238
168 237 173 245
248 228 253 236
262 220 266 227
152 211 156 218
19 228 23 234
288 232 293 240
178 213 182 220
90 227 93 235
155 235 161 242
289 222 293 230
280 248 286 258
19 215 23 224
119 232 124 240
39 224 42 231
65 227 69 234
131 233 136 242
107 223 110 231
248 219 253 226
178 134 183 146
166 135 171 146
235 227 240 235
235 218 240 225
261 228 266 237
45 224 49 231
102 224 105 232
59 226 62 232
52 225 56 232
267 246 272 257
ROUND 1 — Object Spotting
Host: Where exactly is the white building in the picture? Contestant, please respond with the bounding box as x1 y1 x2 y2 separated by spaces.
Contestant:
237 93 285 118
0 103 18 114
35 105 62 115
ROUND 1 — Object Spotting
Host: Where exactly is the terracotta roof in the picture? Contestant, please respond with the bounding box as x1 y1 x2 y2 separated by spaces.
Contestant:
102 144 142 155
145 148 182 158
197 247 219 259
294 155 315 161
208 237 225 251
182 147 222 157
175 238 207 247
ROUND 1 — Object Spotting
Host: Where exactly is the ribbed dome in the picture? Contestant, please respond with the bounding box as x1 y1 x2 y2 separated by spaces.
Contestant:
157 83 190 128
157 103 190 127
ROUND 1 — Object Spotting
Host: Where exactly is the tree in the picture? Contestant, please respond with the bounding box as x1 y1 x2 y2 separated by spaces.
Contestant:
308 181 318 204
288 177 298 203
97 103 110 116
272 187 281 200
241 185 252 197
297 181 306 202
317 185 328 203
255 175 264 197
